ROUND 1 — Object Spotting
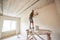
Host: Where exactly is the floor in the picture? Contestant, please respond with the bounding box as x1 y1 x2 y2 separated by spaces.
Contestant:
2 34 47 40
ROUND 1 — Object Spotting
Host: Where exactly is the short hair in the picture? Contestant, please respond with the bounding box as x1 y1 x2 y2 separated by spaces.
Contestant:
32 10 34 11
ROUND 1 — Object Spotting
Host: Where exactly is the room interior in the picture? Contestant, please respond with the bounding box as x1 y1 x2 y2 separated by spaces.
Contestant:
0 0 60 40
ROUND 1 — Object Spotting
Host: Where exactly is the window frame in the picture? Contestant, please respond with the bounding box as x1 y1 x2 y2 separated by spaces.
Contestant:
2 20 17 32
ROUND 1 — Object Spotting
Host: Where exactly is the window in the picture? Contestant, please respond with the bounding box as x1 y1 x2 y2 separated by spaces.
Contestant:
2 20 16 32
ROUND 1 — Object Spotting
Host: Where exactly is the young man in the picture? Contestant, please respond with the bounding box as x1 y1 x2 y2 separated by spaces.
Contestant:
29 10 38 29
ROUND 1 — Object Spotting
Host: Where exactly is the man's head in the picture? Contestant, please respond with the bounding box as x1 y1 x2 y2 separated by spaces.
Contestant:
32 10 34 12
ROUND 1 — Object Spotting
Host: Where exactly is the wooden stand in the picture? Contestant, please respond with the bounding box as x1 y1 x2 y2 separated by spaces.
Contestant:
26 29 51 40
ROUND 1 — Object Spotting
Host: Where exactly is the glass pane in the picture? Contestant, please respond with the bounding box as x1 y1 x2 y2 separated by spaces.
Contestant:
11 21 16 30
2 20 11 32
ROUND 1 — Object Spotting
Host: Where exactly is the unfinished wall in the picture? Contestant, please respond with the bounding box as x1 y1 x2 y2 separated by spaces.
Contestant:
0 15 3 39
55 0 60 17
55 0 60 40
20 3 60 40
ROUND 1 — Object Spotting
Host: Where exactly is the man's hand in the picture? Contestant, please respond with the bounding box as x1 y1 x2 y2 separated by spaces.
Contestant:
33 13 38 17
36 13 38 15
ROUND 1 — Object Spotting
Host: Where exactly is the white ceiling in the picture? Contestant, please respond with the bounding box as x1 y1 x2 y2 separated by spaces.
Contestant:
0 0 55 17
